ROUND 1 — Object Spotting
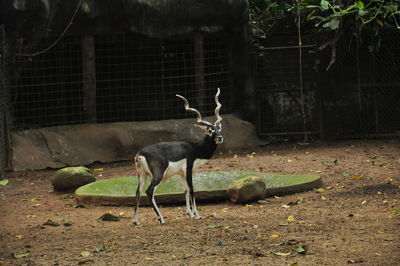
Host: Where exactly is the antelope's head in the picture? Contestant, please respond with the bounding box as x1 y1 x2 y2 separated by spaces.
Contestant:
176 88 223 144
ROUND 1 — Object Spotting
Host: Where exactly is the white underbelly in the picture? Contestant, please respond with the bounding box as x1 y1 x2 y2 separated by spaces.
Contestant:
163 158 208 180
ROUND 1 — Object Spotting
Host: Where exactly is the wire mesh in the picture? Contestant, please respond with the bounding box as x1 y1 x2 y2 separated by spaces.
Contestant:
255 29 400 138
322 28 400 137
9 32 233 130
255 42 320 136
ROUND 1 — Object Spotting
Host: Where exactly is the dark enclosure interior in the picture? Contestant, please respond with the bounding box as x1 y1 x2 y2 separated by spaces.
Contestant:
9 32 233 130
255 28 400 138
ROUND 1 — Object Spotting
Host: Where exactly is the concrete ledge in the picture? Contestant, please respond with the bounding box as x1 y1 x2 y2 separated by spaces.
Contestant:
75 172 323 206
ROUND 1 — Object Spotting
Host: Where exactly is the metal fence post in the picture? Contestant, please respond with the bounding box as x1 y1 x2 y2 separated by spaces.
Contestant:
0 25 11 178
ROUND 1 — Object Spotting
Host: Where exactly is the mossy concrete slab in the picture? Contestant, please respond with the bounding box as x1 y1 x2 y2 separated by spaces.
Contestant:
75 172 322 205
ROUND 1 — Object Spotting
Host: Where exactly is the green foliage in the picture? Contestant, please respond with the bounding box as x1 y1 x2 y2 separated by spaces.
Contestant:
304 0 400 30
249 0 400 47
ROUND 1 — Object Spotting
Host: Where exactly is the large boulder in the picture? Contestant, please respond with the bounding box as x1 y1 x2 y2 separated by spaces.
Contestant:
12 114 260 171
52 167 96 191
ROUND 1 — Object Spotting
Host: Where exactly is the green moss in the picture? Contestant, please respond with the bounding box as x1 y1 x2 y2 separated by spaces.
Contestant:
75 172 320 197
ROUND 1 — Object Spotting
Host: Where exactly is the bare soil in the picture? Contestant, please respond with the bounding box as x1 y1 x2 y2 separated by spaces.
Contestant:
1 139 399 266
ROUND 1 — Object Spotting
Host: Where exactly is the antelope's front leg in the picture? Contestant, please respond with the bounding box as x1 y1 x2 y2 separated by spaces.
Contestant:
182 178 195 218
186 170 202 219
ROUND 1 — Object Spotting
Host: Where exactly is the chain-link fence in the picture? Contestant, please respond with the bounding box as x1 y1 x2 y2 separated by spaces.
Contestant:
9 32 233 130
256 29 400 139
255 35 321 137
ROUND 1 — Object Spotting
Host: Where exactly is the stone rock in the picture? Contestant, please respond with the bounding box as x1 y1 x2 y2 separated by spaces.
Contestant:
12 114 260 171
11 131 65 171
52 167 96 191
227 175 266 203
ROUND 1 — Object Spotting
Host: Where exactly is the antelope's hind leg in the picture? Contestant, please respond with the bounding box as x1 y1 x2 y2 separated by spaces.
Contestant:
145 164 166 224
133 163 147 226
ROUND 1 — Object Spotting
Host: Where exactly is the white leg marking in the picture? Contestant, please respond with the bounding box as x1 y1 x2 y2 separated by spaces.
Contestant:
133 155 151 225
192 198 202 219
181 176 195 218
151 185 165 224
133 174 147 225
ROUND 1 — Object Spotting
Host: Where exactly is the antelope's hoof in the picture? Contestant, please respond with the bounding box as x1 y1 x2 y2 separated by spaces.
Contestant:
133 221 141 226
158 218 166 225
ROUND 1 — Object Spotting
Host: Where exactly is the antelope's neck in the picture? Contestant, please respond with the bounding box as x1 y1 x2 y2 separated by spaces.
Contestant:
195 135 218 159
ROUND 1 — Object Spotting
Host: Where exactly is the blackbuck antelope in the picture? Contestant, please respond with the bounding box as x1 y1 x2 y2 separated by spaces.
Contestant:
133 88 223 225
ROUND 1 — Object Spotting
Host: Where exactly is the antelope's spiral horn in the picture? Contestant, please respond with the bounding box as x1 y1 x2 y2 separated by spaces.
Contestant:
176 94 203 124
214 88 222 127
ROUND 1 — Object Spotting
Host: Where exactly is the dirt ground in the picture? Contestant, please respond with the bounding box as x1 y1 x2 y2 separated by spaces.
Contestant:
1 139 399 265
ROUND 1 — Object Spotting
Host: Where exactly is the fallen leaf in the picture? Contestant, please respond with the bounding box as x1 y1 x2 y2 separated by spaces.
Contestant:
347 259 364 264
320 196 326 200
0 179 9 186
12 253 30 259
270 234 280 238
272 251 291 256
287 215 295 222
206 225 221 229
281 205 290 209
81 251 91 258
351 176 364 180
295 245 307 254
377 191 382 195
93 246 108 254
43 219 60 226
15 235 24 240
217 241 228 247
386 178 394 182
118 212 128 218
361 200 367 205
93 168 104 171
63 218 73 227
391 210 399 215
